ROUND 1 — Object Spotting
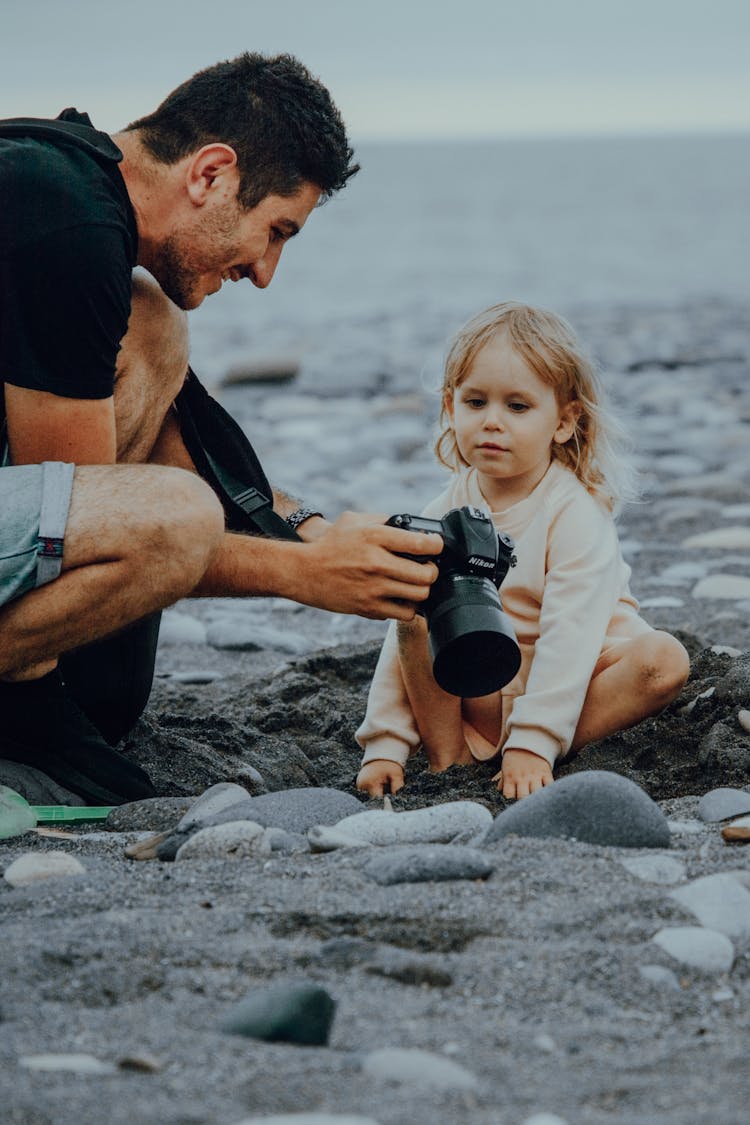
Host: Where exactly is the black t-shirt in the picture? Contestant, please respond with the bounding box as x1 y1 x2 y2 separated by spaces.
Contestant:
0 109 138 419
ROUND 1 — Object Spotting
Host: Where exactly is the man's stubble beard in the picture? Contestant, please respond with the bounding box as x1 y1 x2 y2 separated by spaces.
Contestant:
150 202 243 310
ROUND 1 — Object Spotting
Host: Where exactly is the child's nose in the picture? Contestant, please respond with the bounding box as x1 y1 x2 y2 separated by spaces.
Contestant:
484 405 505 429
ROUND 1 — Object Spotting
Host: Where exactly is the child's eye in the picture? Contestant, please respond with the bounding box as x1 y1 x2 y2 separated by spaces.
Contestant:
465 398 485 409
508 402 530 412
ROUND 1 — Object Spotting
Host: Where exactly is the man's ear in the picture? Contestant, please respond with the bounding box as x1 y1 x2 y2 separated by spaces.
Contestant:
554 399 582 445
185 144 239 206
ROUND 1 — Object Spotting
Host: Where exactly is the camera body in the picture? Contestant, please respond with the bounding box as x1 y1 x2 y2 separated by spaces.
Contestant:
387 505 521 698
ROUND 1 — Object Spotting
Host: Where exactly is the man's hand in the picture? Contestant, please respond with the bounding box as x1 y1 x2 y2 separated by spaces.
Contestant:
357 759 405 797
492 748 553 800
292 512 442 620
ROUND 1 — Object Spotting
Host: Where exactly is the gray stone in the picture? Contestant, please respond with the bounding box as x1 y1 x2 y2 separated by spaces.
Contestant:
620 854 686 884
206 620 310 655
19 1053 116 1075
219 982 335 1045
316 937 376 970
263 828 310 854
104 797 194 833
166 670 223 684
485 771 671 848
178 782 254 830
668 819 708 837
683 526 750 549
692 574 750 600
521 1116 571 1125
309 800 492 851
365 949 453 988
698 787 750 823
175 820 269 860
361 1047 478 1091
638 964 682 991
159 787 364 860
652 927 735 972
4 851 86 887
670 873 750 939
361 844 494 886
233 1116 381 1125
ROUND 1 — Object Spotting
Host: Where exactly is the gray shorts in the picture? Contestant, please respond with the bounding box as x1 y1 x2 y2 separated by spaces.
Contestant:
0 461 75 610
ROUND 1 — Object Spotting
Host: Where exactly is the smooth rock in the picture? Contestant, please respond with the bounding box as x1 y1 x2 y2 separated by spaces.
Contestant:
738 709 750 733
219 982 335 1045
670 873 750 938
639 596 684 609
221 355 300 386
722 815 750 841
166 670 223 684
638 964 682 991
697 787 750 823
0 785 37 839
485 771 671 848
361 844 494 885
309 801 492 852
19 1053 116 1074
206 621 310 655
621 854 686 884
263 828 310 854
157 610 207 645
178 782 253 830
361 1047 478 1091
711 645 743 658
652 927 735 972
712 987 735 1002
522 1116 570 1125
683 527 750 549
692 575 750 600
159 787 364 860
175 820 270 860
4 851 85 887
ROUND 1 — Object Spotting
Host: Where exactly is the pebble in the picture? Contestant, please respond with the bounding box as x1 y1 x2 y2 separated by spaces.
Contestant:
722 815 750 841
361 1047 478 1091
309 800 492 852
638 964 682 991
232 1117 381 1125
485 771 671 848
620 854 686 884
206 621 311 655
692 574 750 600
682 527 750 549
639 596 684 609
361 844 494 885
175 820 270 860
737 710 750 734
670 873 750 939
19 1053 116 1074
712 987 735 1002
219 982 335 1045
264 827 310 854
668 819 707 836
532 1033 557 1053
165 670 223 684
178 782 254 830
521 1116 571 1125
711 645 743 657
651 927 735 972
157 610 208 645
4 851 86 887
697 787 750 822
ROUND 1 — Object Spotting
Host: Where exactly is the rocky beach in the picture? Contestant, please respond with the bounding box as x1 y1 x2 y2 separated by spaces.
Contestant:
2 291 750 1125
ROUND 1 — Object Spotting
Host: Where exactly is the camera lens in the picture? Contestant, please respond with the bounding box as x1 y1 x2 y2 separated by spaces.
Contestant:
426 576 521 697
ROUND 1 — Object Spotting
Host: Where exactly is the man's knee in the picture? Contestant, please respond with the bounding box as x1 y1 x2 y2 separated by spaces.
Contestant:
152 468 225 583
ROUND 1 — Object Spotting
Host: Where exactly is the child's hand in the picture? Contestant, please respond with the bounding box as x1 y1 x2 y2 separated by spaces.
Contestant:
492 749 552 800
356 759 405 797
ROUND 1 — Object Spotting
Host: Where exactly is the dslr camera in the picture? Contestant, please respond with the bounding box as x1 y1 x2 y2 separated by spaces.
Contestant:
387 505 521 698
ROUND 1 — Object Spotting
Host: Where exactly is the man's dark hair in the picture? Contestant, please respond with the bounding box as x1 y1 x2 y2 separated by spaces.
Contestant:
125 52 359 209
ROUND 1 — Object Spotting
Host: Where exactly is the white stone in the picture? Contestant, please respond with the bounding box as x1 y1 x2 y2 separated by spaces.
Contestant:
179 783 253 830
639 596 684 609
4 851 85 887
692 575 750 600
158 610 207 646
362 1047 477 1091
532 1033 557 1053
683 527 750 550
19 1053 115 1074
667 819 707 836
737 710 750 734
621 854 686 884
660 561 709 582
638 964 682 990
722 504 750 519
652 927 735 972
712 987 734 1002
670 873 750 939
711 645 742 657
175 820 270 860
309 801 492 851
521 1116 570 1125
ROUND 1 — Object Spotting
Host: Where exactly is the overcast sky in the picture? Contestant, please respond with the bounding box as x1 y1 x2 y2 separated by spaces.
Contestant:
2 0 748 139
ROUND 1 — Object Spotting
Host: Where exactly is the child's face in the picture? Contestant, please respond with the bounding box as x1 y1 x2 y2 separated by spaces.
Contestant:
447 331 578 505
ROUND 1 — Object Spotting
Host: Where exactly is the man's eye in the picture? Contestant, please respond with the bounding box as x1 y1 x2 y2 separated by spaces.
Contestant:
270 227 285 243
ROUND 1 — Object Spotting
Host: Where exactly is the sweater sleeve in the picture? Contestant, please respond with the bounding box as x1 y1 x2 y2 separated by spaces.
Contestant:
355 622 419 767
502 494 623 768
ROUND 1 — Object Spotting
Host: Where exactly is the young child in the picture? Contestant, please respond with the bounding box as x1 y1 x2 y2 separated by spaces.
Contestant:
356 302 689 800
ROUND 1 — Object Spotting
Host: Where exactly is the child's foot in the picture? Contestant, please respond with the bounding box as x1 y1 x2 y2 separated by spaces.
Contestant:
492 748 552 800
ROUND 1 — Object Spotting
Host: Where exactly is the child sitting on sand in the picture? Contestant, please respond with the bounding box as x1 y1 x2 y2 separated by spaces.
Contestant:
356 302 689 800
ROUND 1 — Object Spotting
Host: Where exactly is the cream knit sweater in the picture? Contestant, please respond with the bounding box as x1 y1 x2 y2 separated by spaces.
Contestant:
356 461 651 770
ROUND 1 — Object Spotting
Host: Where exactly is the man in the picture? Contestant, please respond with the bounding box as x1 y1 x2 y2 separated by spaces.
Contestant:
0 52 441 803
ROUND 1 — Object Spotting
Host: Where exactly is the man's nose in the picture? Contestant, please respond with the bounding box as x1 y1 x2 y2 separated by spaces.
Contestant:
250 244 283 289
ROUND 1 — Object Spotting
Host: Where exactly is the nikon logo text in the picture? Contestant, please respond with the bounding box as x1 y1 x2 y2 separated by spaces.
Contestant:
468 556 493 569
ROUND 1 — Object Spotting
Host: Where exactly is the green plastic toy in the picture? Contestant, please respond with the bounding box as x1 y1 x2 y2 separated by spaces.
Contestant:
0 785 113 838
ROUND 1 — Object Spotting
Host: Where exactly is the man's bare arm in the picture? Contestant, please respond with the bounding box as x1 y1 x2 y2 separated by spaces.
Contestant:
4 386 117 465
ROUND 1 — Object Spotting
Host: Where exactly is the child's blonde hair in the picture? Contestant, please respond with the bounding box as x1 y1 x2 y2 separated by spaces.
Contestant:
435 302 635 512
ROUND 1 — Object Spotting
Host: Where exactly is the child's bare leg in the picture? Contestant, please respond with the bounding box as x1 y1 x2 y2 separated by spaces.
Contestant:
396 617 473 771
572 630 689 750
